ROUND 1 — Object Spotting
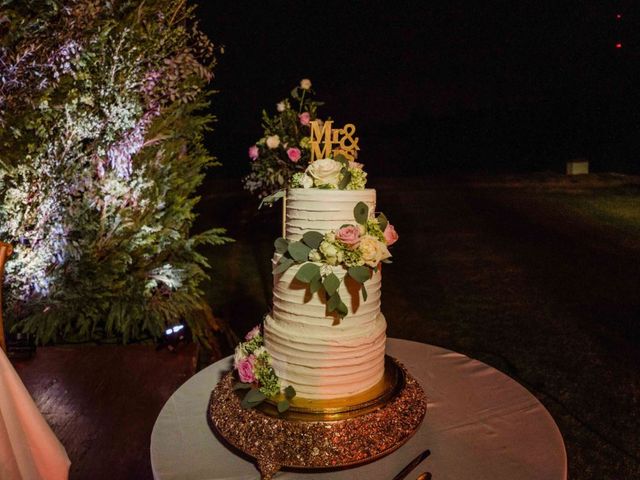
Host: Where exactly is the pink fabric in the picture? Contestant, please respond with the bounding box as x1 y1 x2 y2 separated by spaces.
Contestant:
0 349 70 480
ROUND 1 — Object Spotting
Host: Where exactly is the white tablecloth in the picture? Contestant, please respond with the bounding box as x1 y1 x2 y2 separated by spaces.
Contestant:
151 339 567 480
0 349 70 480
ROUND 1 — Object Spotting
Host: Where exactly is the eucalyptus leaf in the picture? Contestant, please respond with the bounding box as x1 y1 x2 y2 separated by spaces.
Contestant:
233 382 253 391
377 212 388 231
309 272 322 293
284 385 296 399
327 291 341 313
288 241 311 262
245 388 266 403
354 202 369 225
274 256 294 274
323 273 340 296
274 237 289 254
241 397 263 409
241 388 266 409
302 231 324 250
277 399 290 413
338 169 351 190
362 283 368 301
259 189 286 209
348 265 371 284
295 263 320 283
337 300 348 316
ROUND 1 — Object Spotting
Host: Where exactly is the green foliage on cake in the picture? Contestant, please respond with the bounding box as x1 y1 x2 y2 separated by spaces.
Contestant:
274 202 399 318
0 0 231 344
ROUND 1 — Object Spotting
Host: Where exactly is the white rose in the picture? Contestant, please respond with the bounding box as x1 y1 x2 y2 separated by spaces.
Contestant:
300 78 312 90
301 174 314 188
359 235 391 268
324 231 336 243
306 159 342 187
276 101 286 112
319 240 338 259
266 135 280 149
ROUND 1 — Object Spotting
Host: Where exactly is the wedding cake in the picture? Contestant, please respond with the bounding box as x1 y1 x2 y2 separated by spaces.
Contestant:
232 156 399 409
264 188 386 399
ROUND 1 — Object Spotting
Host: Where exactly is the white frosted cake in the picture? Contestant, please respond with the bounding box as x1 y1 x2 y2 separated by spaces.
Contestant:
263 188 387 400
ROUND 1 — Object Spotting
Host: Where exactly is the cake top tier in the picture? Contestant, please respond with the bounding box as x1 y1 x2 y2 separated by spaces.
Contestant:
285 188 376 242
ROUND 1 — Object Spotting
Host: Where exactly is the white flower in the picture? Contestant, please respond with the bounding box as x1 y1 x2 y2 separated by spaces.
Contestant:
306 159 342 187
301 174 314 188
300 78 312 90
308 249 321 262
324 231 336 243
320 264 333 276
253 346 267 359
266 135 280 149
277 101 287 112
233 345 247 368
359 235 391 268
319 241 338 259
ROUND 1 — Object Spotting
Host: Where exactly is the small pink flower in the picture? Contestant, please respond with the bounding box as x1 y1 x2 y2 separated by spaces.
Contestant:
245 325 261 341
248 145 259 161
237 355 256 383
287 147 302 163
383 224 399 246
299 112 311 126
336 225 361 248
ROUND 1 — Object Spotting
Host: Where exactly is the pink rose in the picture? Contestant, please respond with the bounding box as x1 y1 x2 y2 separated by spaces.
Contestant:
299 112 311 126
287 147 302 163
245 325 260 341
248 145 259 161
237 355 256 383
383 223 399 246
336 225 361 248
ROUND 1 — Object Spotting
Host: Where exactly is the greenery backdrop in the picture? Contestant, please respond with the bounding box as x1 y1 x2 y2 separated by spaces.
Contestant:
0 0 231 344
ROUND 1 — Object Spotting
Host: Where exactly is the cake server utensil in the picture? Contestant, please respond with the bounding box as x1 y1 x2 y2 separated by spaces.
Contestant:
391 449 431 480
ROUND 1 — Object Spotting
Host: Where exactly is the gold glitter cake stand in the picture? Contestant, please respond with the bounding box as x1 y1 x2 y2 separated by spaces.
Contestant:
208 356 427 479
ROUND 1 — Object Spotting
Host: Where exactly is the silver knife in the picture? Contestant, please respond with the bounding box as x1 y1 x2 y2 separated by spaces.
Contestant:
391 449 431 480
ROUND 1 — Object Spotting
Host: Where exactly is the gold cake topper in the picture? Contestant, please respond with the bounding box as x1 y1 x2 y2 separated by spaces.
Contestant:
309 120 360 162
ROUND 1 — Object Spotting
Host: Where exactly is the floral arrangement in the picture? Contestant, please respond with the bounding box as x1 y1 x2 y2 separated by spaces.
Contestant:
274 202 398 317
233 325 296 412
290 155 367 190
243 81 366 199
0 1 231 344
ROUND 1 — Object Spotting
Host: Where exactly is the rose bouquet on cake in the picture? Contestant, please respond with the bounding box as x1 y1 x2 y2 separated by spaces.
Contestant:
243 79 323 198
243 81 367 199
232 324 296 411
273 202 398 317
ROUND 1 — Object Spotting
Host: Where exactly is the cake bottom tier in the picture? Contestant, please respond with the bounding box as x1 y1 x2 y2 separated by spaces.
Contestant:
263 312 387 400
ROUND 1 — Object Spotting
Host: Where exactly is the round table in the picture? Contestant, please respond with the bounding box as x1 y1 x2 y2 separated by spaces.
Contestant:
151 338 567 480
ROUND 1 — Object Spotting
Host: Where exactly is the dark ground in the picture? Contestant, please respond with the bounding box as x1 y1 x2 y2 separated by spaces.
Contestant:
13 174 640 479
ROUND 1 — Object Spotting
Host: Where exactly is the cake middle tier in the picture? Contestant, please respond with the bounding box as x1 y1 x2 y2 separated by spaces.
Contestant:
271 259 382 322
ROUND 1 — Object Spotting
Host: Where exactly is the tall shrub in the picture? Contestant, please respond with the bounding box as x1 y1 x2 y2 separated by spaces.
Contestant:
0 0 231 343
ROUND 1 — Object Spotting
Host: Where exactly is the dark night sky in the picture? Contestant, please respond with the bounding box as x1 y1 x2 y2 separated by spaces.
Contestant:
194 1 639 178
